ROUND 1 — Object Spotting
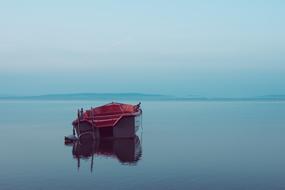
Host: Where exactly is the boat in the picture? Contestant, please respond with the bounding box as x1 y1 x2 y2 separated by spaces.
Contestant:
69 102 142 141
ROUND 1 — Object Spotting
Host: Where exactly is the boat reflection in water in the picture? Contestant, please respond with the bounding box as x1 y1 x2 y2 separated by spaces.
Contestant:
66 135 142 172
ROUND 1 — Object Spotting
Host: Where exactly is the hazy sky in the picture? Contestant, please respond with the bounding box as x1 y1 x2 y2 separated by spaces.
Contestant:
0 0 284 97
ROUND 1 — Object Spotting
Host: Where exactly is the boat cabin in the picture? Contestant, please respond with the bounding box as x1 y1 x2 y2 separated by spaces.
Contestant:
72 102 142 140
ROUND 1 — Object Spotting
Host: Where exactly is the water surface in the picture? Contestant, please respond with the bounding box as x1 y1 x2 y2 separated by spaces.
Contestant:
0 101 284 190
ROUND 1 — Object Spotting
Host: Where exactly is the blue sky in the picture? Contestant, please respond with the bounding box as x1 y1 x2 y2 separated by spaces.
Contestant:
0 0 284 97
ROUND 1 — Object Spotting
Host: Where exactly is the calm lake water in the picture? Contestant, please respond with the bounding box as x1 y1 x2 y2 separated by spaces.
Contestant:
0 100 284 190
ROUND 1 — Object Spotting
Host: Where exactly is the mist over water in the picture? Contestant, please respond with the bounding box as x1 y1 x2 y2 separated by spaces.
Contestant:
1 1 285 97
0 100 284 190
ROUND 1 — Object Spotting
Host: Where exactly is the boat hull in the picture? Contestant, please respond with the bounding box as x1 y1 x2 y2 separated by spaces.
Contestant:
73 113 141 140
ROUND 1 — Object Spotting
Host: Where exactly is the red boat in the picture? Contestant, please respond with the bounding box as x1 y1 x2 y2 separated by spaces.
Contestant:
71 102 142 140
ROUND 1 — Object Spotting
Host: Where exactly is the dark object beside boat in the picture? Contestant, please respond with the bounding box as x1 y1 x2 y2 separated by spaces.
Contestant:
71 102 142 140
64 135 78 145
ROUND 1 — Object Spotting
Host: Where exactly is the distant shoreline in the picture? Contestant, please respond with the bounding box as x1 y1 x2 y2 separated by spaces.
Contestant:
0 93 285 101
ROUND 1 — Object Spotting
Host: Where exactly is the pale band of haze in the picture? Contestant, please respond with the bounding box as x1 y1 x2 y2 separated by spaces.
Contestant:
0 0 284 98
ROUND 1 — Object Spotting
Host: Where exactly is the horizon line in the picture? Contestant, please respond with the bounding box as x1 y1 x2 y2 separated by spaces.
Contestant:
0 92 285 100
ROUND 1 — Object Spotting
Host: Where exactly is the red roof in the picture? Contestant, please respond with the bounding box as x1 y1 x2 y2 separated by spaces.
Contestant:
73 102 141 128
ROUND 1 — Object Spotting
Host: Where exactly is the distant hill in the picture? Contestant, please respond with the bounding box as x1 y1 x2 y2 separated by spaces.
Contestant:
181 94 285 101
0 93 175 101
0 93 285 101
